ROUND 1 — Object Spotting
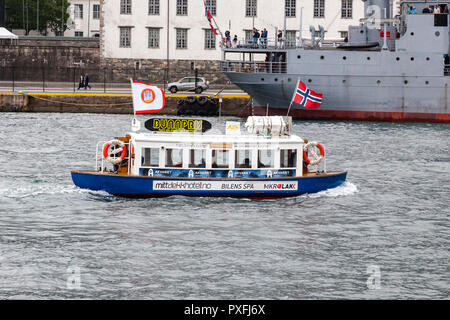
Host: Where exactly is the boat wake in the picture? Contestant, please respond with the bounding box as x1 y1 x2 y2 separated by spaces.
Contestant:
0 184 90 199
307 181 358 198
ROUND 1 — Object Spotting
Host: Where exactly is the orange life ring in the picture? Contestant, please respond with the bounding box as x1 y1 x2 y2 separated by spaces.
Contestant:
303 142 325 165
103 140 127 164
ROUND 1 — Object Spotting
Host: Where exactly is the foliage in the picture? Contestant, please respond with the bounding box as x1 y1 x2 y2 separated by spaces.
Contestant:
5 0 70 35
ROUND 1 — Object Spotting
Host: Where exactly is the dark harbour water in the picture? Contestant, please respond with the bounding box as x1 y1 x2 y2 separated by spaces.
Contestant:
0 112 448 300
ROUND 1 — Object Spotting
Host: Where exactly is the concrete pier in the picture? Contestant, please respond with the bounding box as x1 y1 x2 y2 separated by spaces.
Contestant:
0 92 249 116
0 93 29 112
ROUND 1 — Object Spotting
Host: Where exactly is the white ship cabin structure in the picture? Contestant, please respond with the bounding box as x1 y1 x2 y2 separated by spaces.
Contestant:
100 117 320 179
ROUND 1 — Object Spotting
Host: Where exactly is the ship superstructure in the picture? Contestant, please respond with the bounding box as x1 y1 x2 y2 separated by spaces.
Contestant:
221 0 450 122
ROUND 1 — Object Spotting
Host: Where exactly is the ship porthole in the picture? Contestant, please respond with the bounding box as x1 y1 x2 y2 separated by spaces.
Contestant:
367 57 371 61
275 78 278 82
288 78 292 82
426 57 430 61
342 80 346 84
377 80 381 85
343 56 347 60
411 57 414 61
297 55 301 59
396 57 400 61
425 81 429 85
404 80 408 85
320 56 324 60
308 79 312 83
261 78 265 81
435 31 440 37
410 32 414 36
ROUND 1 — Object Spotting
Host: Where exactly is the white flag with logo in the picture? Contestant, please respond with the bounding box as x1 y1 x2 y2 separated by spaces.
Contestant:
131 80 165 114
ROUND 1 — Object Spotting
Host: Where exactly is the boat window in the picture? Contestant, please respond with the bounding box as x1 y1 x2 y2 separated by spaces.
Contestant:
141 147 160 167
235 150 252 168
189 149 206 168
165 148 183 167
280 149 297 168
258 150 274 168
211 150 229 168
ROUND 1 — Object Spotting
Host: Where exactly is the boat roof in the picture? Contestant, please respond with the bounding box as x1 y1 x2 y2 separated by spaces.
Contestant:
128 131 304 144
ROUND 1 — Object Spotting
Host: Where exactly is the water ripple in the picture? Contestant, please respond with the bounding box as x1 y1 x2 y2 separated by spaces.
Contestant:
0 113 448 299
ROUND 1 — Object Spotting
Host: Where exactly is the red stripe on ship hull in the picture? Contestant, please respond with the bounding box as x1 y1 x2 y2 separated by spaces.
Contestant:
240 106 450 123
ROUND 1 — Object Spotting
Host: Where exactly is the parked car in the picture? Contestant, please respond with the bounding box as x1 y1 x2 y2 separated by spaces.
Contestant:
168 77 209 94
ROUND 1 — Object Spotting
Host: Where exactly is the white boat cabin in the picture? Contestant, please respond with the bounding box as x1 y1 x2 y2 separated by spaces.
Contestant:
99 117 325 178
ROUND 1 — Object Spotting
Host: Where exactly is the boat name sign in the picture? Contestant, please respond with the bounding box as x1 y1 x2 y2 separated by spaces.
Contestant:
153 180 298 191
145 118 212 133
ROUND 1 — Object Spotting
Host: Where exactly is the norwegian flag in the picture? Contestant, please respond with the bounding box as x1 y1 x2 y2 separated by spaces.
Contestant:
205 3 218 35
293 80 323 109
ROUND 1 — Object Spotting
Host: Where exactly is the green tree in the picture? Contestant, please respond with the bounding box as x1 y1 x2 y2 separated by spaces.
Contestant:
5 0 70 35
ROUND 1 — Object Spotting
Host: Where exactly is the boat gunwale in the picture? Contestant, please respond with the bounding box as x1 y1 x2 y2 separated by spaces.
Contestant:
71 170 347 181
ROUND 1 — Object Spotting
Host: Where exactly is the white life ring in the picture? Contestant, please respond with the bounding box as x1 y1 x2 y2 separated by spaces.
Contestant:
303 142 325 166
103 140 127 165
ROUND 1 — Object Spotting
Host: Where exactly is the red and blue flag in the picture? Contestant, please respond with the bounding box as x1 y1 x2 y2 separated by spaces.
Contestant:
204 3 218 35
293 80 323 109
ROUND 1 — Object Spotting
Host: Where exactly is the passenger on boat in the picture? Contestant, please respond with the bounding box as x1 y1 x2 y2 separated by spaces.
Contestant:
237 158 250 168
197 159 206 168
422 5 432 13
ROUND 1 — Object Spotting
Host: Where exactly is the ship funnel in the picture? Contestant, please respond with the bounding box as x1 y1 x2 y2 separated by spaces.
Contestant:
362 0 392 19
310 25 316 47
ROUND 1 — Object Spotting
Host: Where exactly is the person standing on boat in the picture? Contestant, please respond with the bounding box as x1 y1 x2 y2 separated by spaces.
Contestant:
261 28 268 48
225 30 231 48
422 5 432 13
84 73 91 90
277 30 283 49
77 73 85 90
252 28 260 48
232 34 238 48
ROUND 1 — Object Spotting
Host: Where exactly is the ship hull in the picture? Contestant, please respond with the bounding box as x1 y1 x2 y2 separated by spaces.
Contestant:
71 170 347 199
223 48 450 123
239 105 450 123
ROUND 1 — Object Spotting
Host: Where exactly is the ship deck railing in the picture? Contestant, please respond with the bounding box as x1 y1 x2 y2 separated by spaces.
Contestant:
220 60 287 74
221 38 300 51
221 38 345 52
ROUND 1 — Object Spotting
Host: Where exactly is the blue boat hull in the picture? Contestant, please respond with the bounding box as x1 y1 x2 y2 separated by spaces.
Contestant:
71 171 347 199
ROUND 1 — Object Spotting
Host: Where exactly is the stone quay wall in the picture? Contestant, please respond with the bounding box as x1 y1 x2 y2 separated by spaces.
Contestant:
0 93 249 116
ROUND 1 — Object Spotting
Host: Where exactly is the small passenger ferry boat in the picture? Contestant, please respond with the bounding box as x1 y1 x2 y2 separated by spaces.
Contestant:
71 116 347 199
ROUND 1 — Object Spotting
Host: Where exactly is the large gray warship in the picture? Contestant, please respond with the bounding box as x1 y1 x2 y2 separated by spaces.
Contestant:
221 0 450 123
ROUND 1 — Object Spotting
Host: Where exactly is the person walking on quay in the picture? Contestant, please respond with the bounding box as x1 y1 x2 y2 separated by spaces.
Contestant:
84 73 91 90
77 73 85 90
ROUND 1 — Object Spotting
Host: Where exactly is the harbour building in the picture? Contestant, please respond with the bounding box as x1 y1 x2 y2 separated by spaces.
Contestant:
99 0 393 79
65 0 101 37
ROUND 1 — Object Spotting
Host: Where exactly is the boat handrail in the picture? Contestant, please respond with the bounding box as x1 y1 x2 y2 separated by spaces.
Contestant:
95 140 131 173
